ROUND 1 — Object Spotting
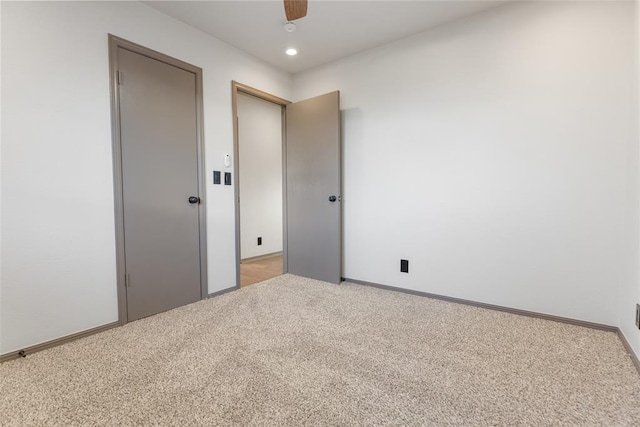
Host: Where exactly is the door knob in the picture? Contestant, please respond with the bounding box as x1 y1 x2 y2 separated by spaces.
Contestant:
188 196 200 204
329 195 337 202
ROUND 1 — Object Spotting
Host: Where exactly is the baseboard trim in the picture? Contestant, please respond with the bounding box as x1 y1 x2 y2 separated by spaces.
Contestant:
1 287 241 364
0 321 120 363
241 252 283 264
616 328 640 376
4 280 637 376
343 277 617 332
343 277 640 375
207 286 238 299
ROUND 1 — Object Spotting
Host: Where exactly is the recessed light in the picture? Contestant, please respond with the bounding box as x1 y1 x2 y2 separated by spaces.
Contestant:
285 48 298 56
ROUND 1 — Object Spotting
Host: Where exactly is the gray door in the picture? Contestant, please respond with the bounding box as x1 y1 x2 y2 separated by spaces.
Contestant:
285 91 341 284
118 47 202 321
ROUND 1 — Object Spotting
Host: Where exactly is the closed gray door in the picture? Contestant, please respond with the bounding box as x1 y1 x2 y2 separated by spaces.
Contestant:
118 47 202 321
286 91 341 284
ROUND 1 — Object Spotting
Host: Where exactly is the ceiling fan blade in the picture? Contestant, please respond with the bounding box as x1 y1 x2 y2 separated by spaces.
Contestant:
284 0 308 21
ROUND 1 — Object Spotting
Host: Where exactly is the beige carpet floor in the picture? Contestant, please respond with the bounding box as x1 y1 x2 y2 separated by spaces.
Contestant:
1 274 639 426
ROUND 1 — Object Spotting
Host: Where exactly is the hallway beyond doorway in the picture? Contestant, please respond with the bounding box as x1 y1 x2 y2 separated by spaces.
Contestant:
240 254 283 287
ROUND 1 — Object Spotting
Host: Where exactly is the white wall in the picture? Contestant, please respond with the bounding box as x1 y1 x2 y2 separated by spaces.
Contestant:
0 0 4 351
237 93 283 260
0 1 291 354
294 1 636 327
3 0 639 361
618 0 640 360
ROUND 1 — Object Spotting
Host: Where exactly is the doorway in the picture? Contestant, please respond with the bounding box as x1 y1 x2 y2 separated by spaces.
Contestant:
233 84 289 287
232 82 342 287
109 36 207 323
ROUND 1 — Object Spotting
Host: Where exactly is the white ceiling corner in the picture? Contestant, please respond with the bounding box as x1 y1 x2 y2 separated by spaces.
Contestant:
144 0 505 74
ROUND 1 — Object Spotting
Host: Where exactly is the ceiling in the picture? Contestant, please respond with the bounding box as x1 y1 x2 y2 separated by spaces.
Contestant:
145 1 504 74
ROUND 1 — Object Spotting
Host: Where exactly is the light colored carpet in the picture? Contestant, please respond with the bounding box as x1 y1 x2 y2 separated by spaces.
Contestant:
1 274 639 426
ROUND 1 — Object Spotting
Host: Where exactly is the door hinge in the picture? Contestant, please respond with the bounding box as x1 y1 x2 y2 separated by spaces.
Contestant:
125 273 131 288
117 71 123 85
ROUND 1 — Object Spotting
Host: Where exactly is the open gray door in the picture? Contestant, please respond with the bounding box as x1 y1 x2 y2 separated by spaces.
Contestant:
285 91 341 284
